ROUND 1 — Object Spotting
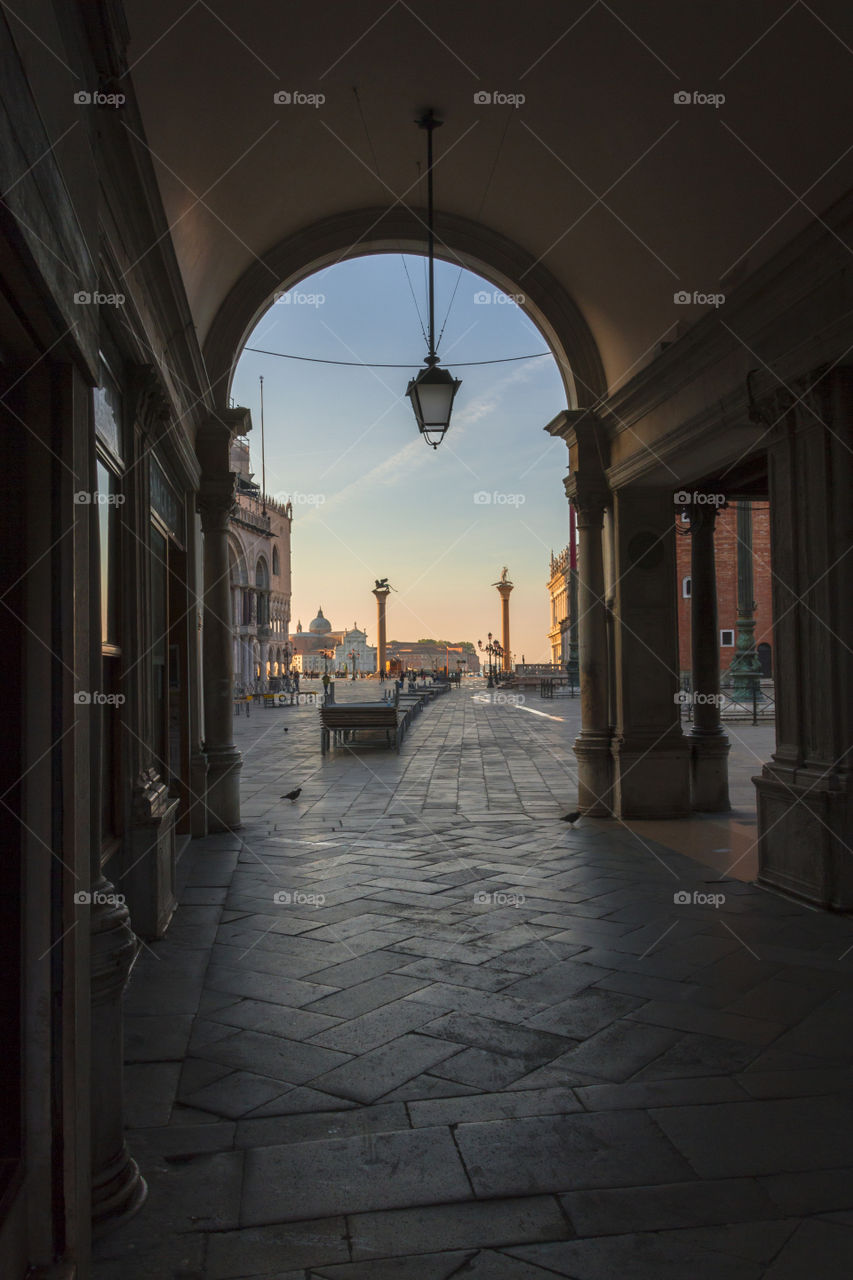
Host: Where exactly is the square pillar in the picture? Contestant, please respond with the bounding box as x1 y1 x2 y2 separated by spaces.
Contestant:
610 489 690 817
755 368 853 908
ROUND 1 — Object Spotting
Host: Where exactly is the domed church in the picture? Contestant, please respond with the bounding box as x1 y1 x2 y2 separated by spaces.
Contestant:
289 607 346 672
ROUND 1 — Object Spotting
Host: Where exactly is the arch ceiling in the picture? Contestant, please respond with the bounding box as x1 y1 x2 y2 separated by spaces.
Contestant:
124 0 853 392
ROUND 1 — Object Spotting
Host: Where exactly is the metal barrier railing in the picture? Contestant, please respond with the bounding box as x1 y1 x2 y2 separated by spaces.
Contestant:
677 673 775 725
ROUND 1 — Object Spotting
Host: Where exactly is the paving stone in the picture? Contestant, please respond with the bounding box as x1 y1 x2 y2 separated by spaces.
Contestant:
630 1031 762 1081
734 1067 853 1098
235 1102 410 1149
311 1253 475 1279
92 1235 206 1277
205 965 339 1008
759 1167 853 1215
205 1217 350 1277
430 1047 535 1090
652 1096 853 1177
546 1020 682 1082
561 1177 781 1235
668 1221 799 1264
124 1014 194 1062
311 1033 464 1103
199 1027 351 1085
127 1119 236 1164
302 950 406 985
181 1070 295 1118
241 1086 358 1117
404 982 548 1024
408 1085 581 1127
393 957 519 990
626 1000 784 1045
124 1062 182 1128
242 1126 472 1224
525 988 644 1038
506 1234 763 1279
434 1251 567 1277
303 974 428 1017
349 1195 568 1260
454 1110 692 1196
574 1076 748 1111
380 1074 483 1102
501 960 613 1004
210 997 342 1042
756 992 853 1063
417 1011 574 1065
307 997 441 1054
105 692 853 1280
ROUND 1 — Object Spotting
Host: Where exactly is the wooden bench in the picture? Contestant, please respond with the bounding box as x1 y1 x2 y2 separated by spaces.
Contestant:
320 702 408 755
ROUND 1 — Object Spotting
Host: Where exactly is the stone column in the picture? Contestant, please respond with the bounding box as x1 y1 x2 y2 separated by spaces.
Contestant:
373 586 390 675
197 410 249 831
572 489 613 815
495 578 514 671
688 502 730 810
755 369 853 908
609 488 690 818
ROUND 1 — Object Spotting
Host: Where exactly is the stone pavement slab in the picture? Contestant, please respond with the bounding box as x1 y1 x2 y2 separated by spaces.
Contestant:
94 685 853 1279
241 1126 472 1223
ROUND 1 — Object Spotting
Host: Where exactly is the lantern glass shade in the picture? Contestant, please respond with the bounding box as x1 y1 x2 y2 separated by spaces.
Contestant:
406 361 462 448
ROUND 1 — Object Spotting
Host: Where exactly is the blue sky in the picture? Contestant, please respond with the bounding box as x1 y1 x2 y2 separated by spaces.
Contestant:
232 254 570 662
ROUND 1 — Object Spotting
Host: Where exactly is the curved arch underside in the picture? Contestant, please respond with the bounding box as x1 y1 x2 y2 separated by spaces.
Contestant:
203 207 607 413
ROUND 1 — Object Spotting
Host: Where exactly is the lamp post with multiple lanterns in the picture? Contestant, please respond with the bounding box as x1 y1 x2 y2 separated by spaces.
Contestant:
478 634 503 689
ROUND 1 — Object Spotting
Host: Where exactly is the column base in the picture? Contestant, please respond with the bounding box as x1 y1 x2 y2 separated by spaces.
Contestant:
91 1142 147 1239
574 733 613 816
689 731 731 812
205 745 243 832
611 734 691 818
755 765 852 909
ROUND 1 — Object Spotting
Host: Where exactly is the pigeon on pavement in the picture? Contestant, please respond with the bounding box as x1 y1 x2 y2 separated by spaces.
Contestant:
281 788 302 802
561 810 581 826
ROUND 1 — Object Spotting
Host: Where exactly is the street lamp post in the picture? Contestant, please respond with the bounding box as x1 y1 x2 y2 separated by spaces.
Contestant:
479 634 498 688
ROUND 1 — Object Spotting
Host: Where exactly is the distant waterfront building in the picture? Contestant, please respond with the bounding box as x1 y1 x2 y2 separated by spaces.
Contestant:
387 640 480 674
290 609 345 673
334 625 377 674
228 437 292 690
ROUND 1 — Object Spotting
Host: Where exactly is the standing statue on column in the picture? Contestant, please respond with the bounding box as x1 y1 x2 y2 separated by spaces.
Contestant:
493 568 514 675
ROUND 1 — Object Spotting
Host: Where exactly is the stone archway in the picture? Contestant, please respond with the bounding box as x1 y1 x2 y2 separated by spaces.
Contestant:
203 207 606 413
199 207 609 829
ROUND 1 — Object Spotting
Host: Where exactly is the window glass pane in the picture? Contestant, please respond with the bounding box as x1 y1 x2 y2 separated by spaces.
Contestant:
96 460 120 646
151 527 168 770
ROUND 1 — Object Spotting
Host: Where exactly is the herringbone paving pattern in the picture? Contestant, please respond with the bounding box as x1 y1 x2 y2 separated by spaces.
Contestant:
95 684 853 1278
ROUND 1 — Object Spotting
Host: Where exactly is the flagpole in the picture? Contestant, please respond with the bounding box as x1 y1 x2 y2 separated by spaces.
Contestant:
259 374 266 515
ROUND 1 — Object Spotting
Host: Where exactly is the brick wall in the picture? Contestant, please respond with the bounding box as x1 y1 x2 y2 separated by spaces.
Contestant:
676 503 773 676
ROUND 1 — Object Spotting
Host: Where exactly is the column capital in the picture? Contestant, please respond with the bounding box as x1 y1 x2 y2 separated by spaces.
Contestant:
568 475 610 526
686 499 722 534
197 472 237 532
196 407 252 478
